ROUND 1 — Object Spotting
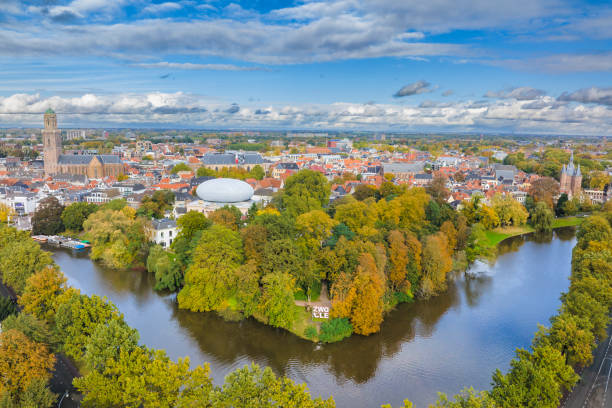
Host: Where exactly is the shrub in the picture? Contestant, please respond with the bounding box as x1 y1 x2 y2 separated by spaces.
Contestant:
304 326 318 340
318 318 353 343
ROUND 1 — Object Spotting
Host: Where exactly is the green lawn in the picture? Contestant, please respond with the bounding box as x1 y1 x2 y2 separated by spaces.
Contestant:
484 216 584 248
293 280 322 302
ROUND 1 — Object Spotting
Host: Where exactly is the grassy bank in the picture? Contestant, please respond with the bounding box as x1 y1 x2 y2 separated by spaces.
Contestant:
484 216 584 248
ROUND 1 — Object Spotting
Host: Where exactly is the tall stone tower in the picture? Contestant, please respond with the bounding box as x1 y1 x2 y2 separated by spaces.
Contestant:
43 108 62 176
560 151 582 199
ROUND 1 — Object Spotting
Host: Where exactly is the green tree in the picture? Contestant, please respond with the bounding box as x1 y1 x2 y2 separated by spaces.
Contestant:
421 232 452 297
31 196 64 235
0 238 54 294
177 225 243 312
534 312 595 368
61 202 98 231
249 164 265 180
530 202 554 232
257 272 298 330
490 345 578 408
280 170 330 217
83 319 140 372
171 162 191 174
75 347 212 408
54 292 121 361
197 167 216 177
210 364 335 408
0 378 56 408
491 194 528 227
0 296 16 322
175 211 210 242
146 245 182 291
1 313 56 346
576 215 612 249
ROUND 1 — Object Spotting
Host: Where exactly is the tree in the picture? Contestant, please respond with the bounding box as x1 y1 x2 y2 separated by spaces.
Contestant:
54 292 121 361
19 266 67 322
529 177 559 208
1 313 56 346
0 238 54 294
430 388 495 408
176 211 210 242
576 215 612 249
280 170 330 217
31 196 64 235
146 245 182 291
0 329 55 397
387 230 409 291
534 312 595 368
241 224 268 264
555 193 568 217
478 205 499 230
296 210 337 252
353 184 377 201
75 347 212 408
440 220 458 250
209 207 241 231
249 164 265 180
491 194 528 227
171 162 191 174
0 203 15 224
0 378 56 408
331 253 385 335
177 225 243 312
490 346 578 408
530 202 553 232
421 232 452 297
210 364 335 408
334 197 377 238
83 319 140 372
427 174 451 203
197 167 215 177
61 202 98 231
257 272 298 330
84 209 148 269
589 171 611 190
137 190 175 219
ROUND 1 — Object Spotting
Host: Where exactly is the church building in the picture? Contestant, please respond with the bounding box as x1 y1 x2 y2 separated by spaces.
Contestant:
42 109 123 178
559 151 582 199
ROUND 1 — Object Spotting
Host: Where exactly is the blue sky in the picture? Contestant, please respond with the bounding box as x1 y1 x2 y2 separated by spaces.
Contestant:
0 0 610 134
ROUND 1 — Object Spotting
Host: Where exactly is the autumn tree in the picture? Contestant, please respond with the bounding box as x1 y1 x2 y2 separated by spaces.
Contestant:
331 253 385 335
19 266 67 322
178 225 244 312
421 232 452 297
529 177 560 208
83 319 140 372
209 207 241 231
241 224 268 265
0 329 55 398
427 174 451 203
491 194 528 227
296 210 337 252
31 196 64 235
534 312 595 368
387 230 409 291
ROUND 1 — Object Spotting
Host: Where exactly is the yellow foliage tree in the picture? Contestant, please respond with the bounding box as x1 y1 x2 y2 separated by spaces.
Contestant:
19 266 67 322
0 329 55 396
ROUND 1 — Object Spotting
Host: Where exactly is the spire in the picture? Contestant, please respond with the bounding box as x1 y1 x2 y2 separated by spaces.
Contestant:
45 107 55 114
576 164 581 177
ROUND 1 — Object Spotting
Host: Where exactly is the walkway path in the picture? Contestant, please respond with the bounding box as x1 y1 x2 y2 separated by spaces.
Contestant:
294 282 332 308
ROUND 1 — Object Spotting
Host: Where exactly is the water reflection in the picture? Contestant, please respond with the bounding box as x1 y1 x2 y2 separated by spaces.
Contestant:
48 227 578 408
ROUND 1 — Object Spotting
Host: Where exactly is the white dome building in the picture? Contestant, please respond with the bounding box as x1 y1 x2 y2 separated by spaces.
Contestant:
195 178 254 203
187 178 256 216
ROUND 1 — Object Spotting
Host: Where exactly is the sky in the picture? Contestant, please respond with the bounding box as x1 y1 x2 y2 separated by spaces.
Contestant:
0 0 611 135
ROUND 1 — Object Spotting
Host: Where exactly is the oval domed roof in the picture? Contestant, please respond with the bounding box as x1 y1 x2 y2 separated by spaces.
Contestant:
196 178 254 203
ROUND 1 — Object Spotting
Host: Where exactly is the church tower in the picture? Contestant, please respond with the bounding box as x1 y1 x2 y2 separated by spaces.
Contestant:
43 108 62 176
560 151 582 199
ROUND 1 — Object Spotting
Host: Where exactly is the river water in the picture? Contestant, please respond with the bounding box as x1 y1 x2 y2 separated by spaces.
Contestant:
48 227 576 408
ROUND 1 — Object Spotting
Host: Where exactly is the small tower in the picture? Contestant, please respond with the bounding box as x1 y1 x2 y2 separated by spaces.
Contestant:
43 108 62 176
559 151 582 199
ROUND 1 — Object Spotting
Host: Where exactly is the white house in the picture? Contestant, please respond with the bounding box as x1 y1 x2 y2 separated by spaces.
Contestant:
151 218 178 248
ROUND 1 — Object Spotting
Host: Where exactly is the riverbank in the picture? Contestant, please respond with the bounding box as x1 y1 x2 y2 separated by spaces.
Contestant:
483 216 584 248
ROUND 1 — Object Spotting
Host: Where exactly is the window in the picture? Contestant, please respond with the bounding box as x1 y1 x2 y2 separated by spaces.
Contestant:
169 230 173 237
161 232 164 237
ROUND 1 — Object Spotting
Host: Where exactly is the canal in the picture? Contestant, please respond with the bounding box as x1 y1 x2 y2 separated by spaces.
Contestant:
48 227 577 408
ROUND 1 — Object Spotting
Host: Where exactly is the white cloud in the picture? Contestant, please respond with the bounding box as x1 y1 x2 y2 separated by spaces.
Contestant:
134 61 266 71
1 92 610 135
484 87 546 100
558 87 612 106
142 2 183 15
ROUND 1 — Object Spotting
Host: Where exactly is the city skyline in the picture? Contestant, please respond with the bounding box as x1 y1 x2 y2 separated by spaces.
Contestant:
0 0 611 134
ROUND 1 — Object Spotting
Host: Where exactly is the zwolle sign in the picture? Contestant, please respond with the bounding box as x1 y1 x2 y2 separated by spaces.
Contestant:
312 306 329 319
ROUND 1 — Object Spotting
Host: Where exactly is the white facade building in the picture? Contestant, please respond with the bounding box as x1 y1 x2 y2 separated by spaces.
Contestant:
151 218 178 248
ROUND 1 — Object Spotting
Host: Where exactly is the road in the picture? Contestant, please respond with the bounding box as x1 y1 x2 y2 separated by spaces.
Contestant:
563 323 612 408
0 280 81 407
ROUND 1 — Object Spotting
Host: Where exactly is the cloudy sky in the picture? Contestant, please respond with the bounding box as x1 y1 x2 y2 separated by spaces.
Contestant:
0 0 611 134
